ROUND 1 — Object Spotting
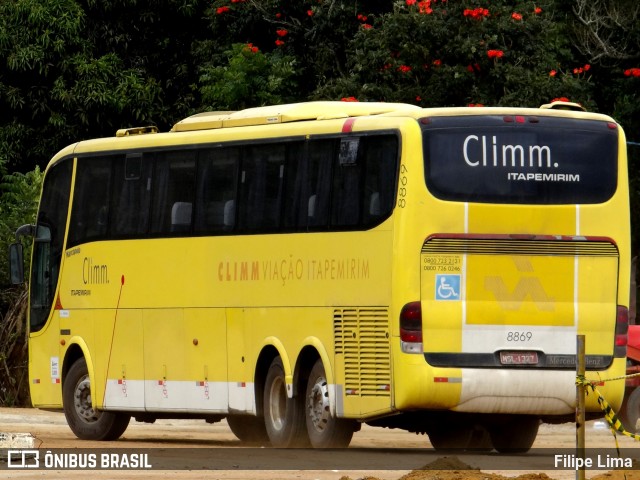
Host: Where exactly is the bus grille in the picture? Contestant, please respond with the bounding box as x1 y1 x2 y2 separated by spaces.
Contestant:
421 236 619 257
334 308 391 397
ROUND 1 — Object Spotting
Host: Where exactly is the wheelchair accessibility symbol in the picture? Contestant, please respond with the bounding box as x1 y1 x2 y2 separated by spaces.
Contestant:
435 274 461 301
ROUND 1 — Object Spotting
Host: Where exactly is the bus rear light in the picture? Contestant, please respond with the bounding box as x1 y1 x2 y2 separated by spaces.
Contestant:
614 305 628 357
400 301 423 354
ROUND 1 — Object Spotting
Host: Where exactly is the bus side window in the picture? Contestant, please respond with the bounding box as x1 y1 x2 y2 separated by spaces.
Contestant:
69 156 114 246
238 145 285 232
332 138 362 227
150 151 196 235
194 147 239 234
361 135 398 225
305 139 334 229
112 154 152 237
281 142 305 230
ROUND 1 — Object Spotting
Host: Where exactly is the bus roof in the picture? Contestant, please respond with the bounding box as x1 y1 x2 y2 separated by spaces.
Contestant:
170 101 422 132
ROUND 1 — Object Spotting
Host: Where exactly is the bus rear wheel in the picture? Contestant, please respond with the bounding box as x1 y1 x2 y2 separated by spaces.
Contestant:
227 414 270 444
623 387 640 433
63 358 130 441
263 357 309 447
305 359 355 448
428 426 474 450
488 415 539 453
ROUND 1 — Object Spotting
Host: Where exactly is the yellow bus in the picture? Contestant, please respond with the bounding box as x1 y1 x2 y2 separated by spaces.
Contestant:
10 101 631 452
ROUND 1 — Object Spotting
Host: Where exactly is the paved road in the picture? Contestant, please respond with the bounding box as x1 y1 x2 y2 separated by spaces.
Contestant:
0 407 638 479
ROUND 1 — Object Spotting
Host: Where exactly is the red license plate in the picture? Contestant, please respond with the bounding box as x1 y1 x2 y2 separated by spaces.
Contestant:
499 351 538 365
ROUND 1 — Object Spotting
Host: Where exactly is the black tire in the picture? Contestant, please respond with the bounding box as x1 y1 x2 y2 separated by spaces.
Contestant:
305 359 355 448
428 426 473 451
227 414 270 444
63 358 130 441
263 357 309 447
488 415 539 453
623 387 640 433
467 425 493 452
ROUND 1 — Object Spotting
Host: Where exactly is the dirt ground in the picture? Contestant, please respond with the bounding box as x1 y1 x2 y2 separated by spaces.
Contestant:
0 407 638 480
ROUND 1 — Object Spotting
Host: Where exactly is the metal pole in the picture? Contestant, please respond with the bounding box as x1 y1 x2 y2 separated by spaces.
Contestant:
576 334 586 480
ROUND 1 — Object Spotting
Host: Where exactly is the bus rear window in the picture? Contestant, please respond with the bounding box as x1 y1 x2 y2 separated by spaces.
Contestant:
422 116 618 204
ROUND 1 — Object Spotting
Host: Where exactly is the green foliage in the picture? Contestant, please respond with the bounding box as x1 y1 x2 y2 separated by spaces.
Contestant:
316 0 595 108
0 167 42 291
203 0 391 100
0 0 206 172
199 43 297 110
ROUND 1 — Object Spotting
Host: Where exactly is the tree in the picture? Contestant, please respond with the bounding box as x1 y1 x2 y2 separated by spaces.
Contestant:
572 0 640 65
315 0 596 108
0 0 184 172
199 43 297 110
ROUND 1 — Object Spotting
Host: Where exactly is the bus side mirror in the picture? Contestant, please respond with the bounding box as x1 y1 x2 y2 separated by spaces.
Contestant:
9 242 25 284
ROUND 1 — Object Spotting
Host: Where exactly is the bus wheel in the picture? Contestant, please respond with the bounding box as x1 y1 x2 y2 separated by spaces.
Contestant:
488 415 539 453
624 388 640 433
468 425 493 452
227 415 270 444
428 426 473 450
263 357 308 447
63 358 130 441
305 359 355 448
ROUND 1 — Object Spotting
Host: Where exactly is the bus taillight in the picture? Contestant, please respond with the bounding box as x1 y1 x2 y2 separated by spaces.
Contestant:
400 301 423 354
615 305 629 357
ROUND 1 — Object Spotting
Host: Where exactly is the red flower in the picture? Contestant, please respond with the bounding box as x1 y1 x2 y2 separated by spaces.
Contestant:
276 29 288 37
624 68 640 77
398 65 412 73
418 0 433 14
307 9 313 16
584 64 591 71
357 14 368 22
433 59 442 66
362 23 373 29
216 5 230 14
245 43 258 53
341 97 359 102
416 95 422 101
534 6 542 14
275 12 282 18
511 12 522 21
549 69 557 77
406 0 417 5
551 97 570 103
466 63 480 73
464 7 489 19
487 49 504 59
275 39 285 46
468 103 484 107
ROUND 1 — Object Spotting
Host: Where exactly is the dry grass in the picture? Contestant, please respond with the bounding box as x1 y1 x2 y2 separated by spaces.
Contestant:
0 286 30 406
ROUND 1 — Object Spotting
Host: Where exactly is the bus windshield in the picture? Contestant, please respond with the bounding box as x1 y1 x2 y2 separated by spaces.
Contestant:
422 115 618 204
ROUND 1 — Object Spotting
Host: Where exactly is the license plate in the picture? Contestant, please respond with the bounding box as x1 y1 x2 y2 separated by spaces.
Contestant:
499 351 538 365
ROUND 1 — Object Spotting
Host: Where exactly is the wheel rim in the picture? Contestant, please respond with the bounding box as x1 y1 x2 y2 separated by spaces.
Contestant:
268 375 287 431
307 375 330 433
73 374 100 423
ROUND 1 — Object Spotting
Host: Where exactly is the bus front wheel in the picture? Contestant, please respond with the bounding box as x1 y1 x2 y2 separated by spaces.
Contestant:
263 357 309 447
305 359 355 448
63 358 130 441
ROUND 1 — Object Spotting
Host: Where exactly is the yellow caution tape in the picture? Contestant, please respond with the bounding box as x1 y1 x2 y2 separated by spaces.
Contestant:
575 374 640 442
